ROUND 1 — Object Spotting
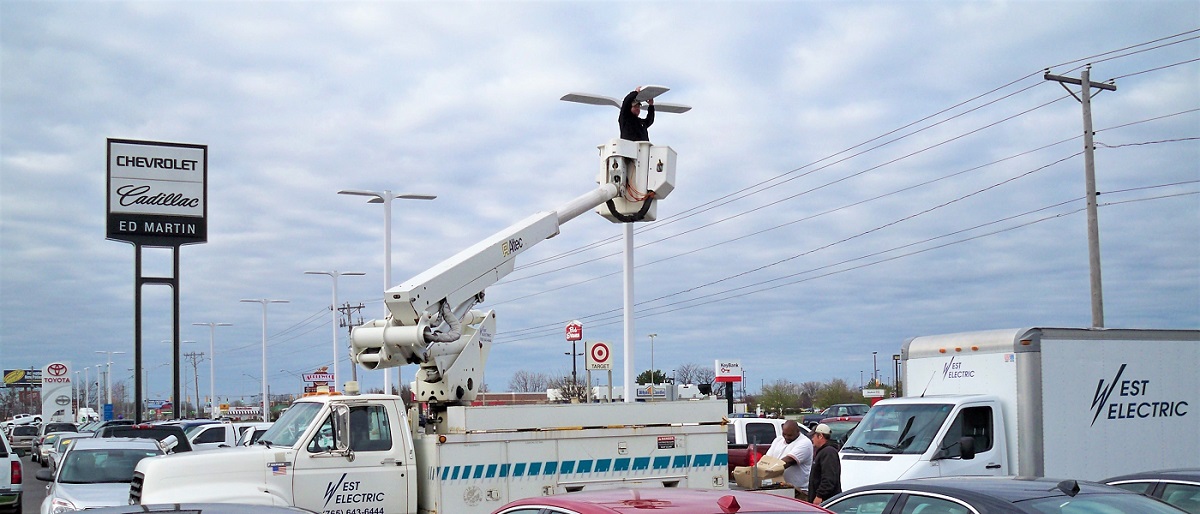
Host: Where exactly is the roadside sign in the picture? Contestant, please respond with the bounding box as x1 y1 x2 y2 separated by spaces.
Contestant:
566 320 583 342
862 388 886 398
587 341 612 370
714 359 742 383
106 138 208 246
303 373 334 383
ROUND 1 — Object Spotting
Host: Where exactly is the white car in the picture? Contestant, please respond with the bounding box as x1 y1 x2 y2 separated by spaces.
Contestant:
37 437 164 514
234 422 273 447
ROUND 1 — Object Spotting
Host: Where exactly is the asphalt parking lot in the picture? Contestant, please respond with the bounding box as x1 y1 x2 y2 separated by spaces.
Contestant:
18 454 46 514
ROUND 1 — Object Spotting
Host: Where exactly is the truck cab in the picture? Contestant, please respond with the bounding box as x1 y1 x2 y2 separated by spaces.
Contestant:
133 393 417 512
838 395 1009 490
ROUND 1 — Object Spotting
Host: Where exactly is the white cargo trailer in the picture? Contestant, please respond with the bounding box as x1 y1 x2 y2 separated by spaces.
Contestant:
840 327 1199 489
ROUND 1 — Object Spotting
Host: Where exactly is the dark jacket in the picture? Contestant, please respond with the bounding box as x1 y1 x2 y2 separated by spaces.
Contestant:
808 442 841 503
619 89 654 141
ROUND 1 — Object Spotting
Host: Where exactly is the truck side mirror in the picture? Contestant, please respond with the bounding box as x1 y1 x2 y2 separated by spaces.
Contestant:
332 404 351 453
160 435 179 454
959 436 976 460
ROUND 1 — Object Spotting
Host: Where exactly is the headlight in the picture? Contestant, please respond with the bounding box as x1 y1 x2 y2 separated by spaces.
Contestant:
50 497 78 514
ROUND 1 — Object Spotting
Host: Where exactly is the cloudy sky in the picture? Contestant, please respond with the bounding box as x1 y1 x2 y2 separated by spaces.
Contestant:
2 1 1197 408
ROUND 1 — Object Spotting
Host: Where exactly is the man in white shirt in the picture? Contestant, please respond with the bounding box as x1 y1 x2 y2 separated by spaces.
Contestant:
766 420 814 499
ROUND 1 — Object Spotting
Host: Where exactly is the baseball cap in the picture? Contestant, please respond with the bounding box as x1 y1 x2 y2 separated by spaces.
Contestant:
814 423 832 436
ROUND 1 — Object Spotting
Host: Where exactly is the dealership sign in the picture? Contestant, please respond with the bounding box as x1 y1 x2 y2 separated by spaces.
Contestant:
41 362 73 423
107 138 208 246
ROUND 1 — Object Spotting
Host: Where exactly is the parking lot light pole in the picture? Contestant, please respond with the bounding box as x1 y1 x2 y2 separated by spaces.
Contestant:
242 299 289 421
193 322 232 419
83 367 90 416
74 371 81 417
872 351 878 387
647 333 657 401
95 350 126 405
338 189 436 394
305 271 365 393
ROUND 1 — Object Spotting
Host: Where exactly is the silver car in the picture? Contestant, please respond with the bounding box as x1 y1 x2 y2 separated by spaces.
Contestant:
47 433 92 473
36 437 164 514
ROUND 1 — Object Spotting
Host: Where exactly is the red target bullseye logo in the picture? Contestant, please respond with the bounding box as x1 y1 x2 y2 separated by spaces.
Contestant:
590 342 609 364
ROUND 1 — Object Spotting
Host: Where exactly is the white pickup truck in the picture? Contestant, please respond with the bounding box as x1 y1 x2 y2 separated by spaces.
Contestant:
132 392 728 513
0 429 21 514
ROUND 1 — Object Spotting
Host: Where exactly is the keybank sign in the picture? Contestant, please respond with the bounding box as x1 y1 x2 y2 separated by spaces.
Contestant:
1090 363 1189 426
107 138 207 246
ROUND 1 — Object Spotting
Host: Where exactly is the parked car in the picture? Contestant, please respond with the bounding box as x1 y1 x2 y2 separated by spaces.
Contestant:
36 437 165 514
0 429 21 514
39 422 78 438
726 418 811 477
95 424 191 453
816 415 861 446
47 433 93 473
822 476 1185 513
233 422 273 447
83 420 136 434
7 414 41 427
81 503 315 514
491 488 833 514
34 433 68 466
1104 468 1200 513
187 421 268 451
802 404 868 428
8 425 39 457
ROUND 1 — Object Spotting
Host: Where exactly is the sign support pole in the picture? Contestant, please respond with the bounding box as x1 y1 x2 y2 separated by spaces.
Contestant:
135 243 183 422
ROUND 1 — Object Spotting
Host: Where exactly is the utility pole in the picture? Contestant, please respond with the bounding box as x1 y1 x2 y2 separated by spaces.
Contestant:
1044 66 1116 328
183 351 205 417
338 302 366 382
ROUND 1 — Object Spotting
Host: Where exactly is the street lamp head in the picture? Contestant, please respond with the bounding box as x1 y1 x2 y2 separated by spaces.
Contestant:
192 322 232 327
305 270 367 277
338 190 437 202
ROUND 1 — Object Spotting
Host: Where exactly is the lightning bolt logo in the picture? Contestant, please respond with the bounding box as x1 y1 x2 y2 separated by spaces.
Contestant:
942 356 957 380
1091 364 1126 426
323 473 347 509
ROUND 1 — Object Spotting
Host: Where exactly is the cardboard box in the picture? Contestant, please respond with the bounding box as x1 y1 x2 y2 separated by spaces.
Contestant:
755 454 786 478
733 461 785 490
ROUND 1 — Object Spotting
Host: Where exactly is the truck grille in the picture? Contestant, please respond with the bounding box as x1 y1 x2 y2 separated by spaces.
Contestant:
129 472 144 503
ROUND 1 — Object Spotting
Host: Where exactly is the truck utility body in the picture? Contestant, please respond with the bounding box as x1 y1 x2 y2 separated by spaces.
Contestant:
132 394 727 514
840 327 1199 490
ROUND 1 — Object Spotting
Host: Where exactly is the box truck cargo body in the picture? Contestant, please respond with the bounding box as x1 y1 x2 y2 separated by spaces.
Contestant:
840 327 1199 489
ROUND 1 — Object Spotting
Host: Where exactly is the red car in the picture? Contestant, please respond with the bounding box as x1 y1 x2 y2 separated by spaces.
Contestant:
492 488 833 514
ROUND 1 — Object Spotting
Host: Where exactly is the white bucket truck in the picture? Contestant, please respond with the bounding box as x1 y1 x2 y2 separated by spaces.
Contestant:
134 132 733 513
840 327 1199 489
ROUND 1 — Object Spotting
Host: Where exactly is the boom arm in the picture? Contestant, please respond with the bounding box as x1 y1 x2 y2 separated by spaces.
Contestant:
349 183 620 400
349 138 675 406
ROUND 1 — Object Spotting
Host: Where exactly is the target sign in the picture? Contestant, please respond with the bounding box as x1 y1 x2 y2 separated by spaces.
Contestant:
587 341 612 370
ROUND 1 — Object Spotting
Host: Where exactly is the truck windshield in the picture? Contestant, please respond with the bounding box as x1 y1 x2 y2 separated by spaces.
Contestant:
258 402 323 448
841 403 952 455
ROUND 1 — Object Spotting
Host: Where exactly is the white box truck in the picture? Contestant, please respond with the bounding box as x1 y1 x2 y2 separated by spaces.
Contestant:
840 327 1199 489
